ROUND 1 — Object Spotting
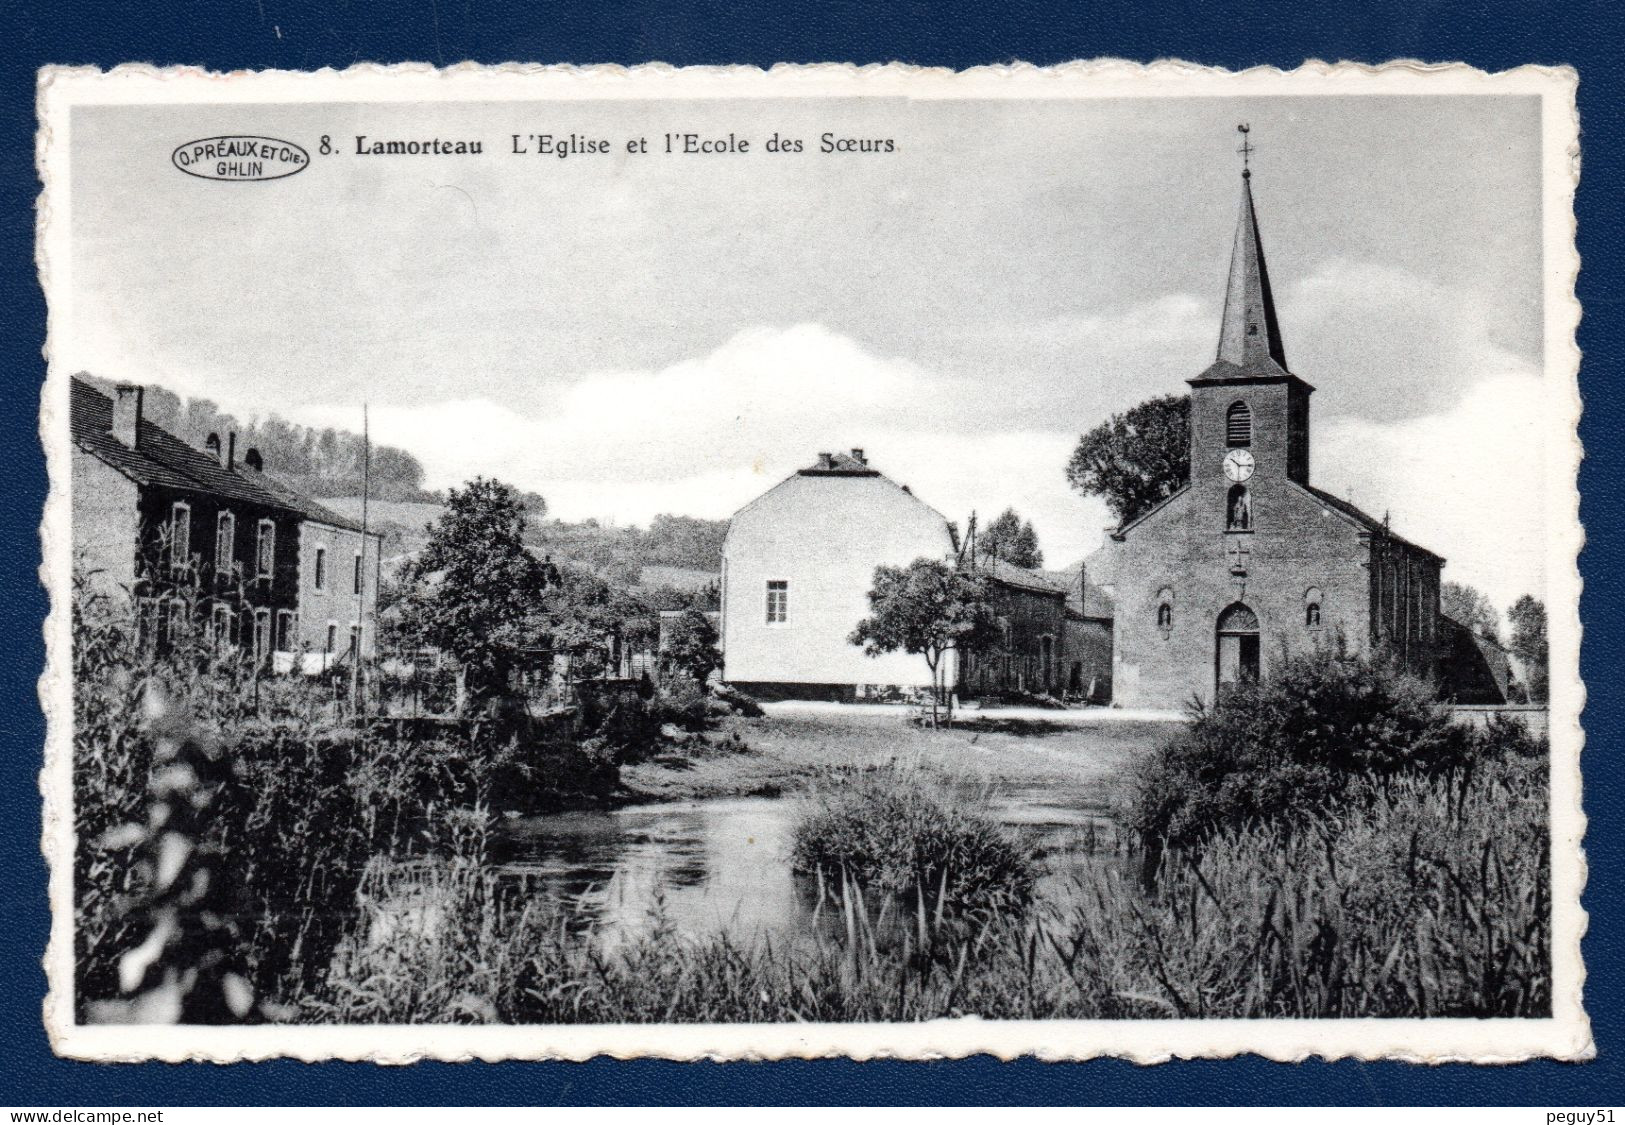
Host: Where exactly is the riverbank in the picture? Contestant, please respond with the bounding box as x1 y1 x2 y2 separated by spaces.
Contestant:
618 702 1183 804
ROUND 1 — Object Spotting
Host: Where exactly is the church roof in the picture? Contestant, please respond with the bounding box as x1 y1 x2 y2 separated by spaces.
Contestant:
1292 481 1444 564
1192 171 1292 383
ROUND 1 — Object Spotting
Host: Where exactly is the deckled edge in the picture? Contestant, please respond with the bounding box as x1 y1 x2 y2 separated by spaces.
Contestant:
34 56 1591 1065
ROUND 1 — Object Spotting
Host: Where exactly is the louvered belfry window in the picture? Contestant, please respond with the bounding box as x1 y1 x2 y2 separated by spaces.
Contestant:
1227 401 1252 447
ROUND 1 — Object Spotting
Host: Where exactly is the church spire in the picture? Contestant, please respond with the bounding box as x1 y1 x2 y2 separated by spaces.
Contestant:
1215 125 1287 374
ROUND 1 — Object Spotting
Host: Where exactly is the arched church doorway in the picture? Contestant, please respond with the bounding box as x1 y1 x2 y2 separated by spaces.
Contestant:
1215 602 1261 694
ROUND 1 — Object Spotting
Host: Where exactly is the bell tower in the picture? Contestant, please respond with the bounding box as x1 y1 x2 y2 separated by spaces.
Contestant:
1188 127 1314 526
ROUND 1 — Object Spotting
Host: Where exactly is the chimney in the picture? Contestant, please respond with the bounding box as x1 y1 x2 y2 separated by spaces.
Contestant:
205 433 222 464
851 448 865 464
110 384 143 448
244 448 264 473
226 432 237 471
817 451 833 470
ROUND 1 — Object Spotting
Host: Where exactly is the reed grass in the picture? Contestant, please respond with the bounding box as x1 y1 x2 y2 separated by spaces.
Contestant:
308 750 1547 1023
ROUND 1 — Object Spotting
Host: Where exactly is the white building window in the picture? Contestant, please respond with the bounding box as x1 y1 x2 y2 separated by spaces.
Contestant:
353 551 365 595
765 580 789 625
169 502 191 570
215 510 236 574
256 519 276 579
325 622 338 654
314 546 327 591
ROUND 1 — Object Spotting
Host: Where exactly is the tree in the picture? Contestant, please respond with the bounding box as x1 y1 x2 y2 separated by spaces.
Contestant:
1507 594 1549 703
1065 394 1190 525
1442 582 1501 643
400 478 549 709
978 507 1044 569
660 609 721 686
849 558 1000 726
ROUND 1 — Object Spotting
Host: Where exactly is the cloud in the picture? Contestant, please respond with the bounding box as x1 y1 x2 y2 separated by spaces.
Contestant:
1316 372 1548 615
1281 258 1540 421
294 323 1115 565
293 300 1552 597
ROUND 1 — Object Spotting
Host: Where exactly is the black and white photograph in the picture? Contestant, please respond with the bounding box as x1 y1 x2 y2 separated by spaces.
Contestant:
36 63 1587 1062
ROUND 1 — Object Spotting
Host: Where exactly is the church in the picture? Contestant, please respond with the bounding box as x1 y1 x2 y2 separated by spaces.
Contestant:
1094 155 1446 710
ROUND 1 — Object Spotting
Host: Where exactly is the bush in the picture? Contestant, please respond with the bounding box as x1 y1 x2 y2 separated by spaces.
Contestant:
710 683 765 718
70 580 528 1019
1126 647 1476 849
791 763 1035 915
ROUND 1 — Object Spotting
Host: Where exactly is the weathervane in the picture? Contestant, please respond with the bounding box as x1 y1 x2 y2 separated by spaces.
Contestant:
1237 123 1255 178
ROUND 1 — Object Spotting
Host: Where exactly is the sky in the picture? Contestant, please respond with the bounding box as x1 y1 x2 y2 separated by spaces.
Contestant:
63 93 1549 611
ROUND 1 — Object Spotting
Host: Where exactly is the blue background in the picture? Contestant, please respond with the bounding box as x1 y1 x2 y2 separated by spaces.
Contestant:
3 0 1619 1107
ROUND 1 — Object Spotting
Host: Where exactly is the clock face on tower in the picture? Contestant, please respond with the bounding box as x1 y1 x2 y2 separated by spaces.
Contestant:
1223 448 1255 483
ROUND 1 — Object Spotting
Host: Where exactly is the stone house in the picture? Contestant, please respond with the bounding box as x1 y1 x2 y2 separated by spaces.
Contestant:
70 376 381 668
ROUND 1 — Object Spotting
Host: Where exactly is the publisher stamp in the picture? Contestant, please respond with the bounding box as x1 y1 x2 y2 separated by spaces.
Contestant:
36 61 1587 1063
170 135 310 181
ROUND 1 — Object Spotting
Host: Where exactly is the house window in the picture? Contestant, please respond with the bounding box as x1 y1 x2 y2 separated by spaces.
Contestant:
210 603 235 648
1226 484 1251 531
325 622 338 654
765 580 789 624
135 598 159 650
314 547 327 591
1227 401 1252 447
163 598 187 647
349 624 363 658
215 511 236 574
252 608 272 664
256 519 276 579
1157 603 1173 629
276 609 297 652
353 552 365 595
169 502 191 569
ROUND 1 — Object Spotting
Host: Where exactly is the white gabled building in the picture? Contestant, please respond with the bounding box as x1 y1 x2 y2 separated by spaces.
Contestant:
721 449 959 700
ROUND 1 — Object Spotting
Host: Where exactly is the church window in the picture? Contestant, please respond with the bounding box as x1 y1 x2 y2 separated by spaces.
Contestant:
1157 603 1172 629
1227 401 1252 447
765 580 789 624
1226 484 1251 531
1304 587 1323 628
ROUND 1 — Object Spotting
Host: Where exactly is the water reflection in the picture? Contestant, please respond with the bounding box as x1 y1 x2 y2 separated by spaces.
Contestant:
497 786 1121 949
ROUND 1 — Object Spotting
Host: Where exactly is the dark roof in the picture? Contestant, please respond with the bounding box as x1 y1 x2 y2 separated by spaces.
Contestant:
71 377 373 534
797 451 879 476
253 470 373 534
982 558 1070 597
1293 482 1444 564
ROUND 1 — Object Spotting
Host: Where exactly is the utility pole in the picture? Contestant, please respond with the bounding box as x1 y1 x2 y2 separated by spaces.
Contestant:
352 403 370 721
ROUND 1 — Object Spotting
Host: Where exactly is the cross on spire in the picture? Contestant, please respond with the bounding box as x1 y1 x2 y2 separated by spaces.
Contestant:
1236 123 1255 178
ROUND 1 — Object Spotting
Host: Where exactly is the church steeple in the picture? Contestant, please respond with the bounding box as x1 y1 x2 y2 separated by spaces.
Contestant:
1215 160 1288 374
1187 127 1313 486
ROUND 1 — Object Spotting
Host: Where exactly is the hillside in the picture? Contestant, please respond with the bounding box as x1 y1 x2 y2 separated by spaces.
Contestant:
319 497 726 588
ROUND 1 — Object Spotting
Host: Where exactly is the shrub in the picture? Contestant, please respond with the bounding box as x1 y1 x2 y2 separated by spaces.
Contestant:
1127 647 1472 848
791 763 1035 915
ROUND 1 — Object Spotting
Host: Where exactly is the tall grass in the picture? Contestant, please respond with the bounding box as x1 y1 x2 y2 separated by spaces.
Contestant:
309 748 1547 1023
